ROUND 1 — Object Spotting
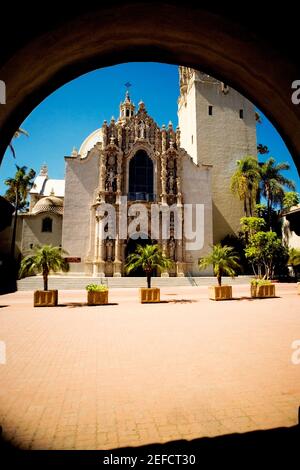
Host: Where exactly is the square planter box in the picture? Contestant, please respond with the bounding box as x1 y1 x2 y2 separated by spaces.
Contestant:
140 287 160 303
87 291 109 305
251 284 276 298
209 285 232 301
34 290 58 307
298 283 300 295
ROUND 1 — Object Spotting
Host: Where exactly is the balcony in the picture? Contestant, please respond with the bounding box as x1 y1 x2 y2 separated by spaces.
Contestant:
128 192 156 202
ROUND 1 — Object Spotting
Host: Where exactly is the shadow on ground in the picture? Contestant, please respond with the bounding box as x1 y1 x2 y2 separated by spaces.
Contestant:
41 303 120 308
1 424 299 467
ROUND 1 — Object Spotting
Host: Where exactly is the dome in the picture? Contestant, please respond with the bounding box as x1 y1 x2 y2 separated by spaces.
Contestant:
32 196 63 215
78 128 103 158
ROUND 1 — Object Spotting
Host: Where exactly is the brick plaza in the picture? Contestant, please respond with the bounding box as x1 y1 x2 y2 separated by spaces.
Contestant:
0 284 299 450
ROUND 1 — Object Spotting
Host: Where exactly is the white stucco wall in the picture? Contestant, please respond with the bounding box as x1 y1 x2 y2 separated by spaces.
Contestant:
62 153 99 273
182 153 213 275
179 72 257 243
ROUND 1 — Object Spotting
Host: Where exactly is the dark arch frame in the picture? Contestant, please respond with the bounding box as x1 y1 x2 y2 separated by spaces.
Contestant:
0 3 299 173
128 150 154 201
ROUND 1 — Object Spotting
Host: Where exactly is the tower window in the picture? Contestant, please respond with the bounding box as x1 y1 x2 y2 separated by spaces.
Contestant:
208 105 213 116
191 135 193 144
126 109 130 117
42 217 52 233
239 109 244 119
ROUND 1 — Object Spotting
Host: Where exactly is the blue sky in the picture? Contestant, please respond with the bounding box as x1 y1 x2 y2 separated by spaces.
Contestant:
0 62 299 193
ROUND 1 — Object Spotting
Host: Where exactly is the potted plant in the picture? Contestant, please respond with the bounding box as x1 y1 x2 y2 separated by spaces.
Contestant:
86 283 109 305
19 244 69 306
125 244 172 303
250 278 276 298
199 243 241 300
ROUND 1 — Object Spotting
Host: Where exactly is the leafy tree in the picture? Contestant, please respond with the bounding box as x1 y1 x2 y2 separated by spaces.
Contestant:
245 231 286 279
125 244 172 288
259 157 296 228
230 156 261 216
199 244 241 286
283 192 300 212
288 248 300 266
288 248 300 277
221 234 249 274
240 216 266 239
19 245 69 291
4 165 36 258
9 128 29 159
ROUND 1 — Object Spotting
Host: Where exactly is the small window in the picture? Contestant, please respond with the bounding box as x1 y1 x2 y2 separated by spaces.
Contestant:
239 109 244 119
126 109 130 117
191 135 193 144
42 217 52 233
208 105 213 116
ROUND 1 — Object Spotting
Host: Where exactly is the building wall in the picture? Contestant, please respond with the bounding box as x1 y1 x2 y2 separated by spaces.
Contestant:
21 213 62 256
181 153 213 275
62 153 99 273
282 211 300 249
178 71 257 243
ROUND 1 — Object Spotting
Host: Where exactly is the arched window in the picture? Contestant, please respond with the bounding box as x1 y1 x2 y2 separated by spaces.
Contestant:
128 150 154 201
42 217 53 233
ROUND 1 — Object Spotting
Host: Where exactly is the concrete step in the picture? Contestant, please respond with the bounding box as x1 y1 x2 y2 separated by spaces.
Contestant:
17 275 254 290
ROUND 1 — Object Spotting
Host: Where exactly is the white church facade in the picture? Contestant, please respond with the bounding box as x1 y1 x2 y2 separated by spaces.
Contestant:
6 67 257 277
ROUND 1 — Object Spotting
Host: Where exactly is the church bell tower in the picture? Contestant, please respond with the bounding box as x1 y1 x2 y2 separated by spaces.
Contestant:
178 66 257 242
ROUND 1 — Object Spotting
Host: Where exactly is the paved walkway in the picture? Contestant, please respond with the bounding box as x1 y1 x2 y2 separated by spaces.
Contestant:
0 284 299 450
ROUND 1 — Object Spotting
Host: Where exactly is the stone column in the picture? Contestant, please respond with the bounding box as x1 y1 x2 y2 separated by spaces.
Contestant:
176 205 184 276
98 152 106 203
98 216 106 277
116 153 123 204
92 216 100 277
160 153 167 205
176 239 184 277
161 240 169 277
113 234 122 277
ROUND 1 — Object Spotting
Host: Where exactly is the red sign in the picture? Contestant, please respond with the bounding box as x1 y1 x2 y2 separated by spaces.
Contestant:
65 257 81 263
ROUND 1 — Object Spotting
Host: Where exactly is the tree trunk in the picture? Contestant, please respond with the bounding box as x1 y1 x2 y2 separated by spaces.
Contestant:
244 198 248 217
146 273 151 288
10 194 19 259
217 275 222 287
43 269 48 291
10 212 18 259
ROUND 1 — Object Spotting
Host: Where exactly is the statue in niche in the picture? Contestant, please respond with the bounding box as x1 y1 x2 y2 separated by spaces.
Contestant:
168 158 174 169
139 120 146 139
168 237 176 260
168 170 175 194
105 168 116 192
108 154 116 166
106 238 114 261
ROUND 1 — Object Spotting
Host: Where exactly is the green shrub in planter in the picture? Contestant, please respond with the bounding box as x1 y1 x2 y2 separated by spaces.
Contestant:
250 279 276 298
85 284 109 305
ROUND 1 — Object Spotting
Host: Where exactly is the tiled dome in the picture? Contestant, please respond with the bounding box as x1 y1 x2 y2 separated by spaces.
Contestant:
32 196 63 215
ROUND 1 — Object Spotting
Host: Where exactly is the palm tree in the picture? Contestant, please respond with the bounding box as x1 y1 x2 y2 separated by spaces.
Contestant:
125 244 173 288
19 245 69 291
259 157 296 228
4 165 36 258
9 128 29 159
199 243 241 286
230 156 261 216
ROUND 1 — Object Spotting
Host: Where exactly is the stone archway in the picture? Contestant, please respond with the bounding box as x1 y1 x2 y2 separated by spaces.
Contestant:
125 235 157 277
0 3 300 173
